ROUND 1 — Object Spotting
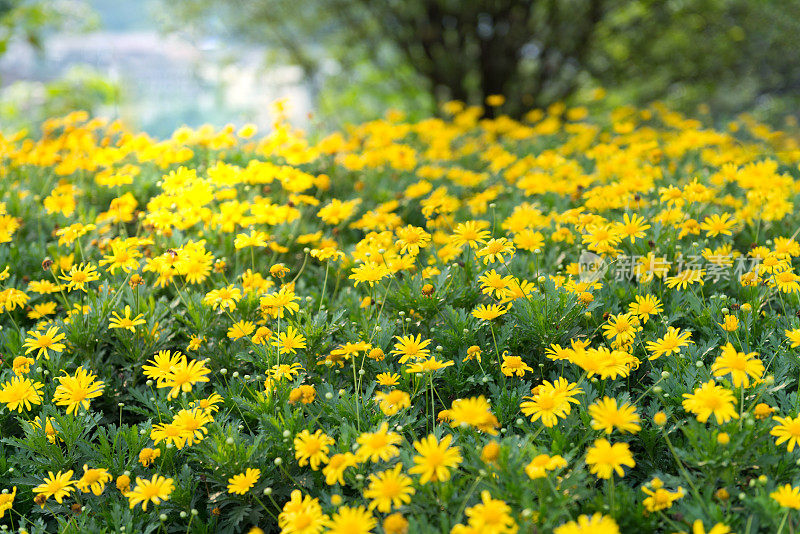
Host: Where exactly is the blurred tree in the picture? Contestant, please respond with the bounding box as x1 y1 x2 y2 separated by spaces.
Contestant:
164 0 800 119
0 0 95 58
0 0 53 54
351 0 604 117
592 0 800 115
161 0 605 118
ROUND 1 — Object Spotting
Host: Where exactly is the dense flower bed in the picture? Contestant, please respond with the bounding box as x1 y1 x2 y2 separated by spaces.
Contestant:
1 100 800 533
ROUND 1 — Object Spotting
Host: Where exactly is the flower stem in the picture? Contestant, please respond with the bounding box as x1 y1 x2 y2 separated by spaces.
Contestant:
777 511 789 534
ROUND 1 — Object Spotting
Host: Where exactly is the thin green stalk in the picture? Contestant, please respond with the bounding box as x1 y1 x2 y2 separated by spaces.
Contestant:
4 310 20 333
455 475 484 519
352 354 360 432
318 262 329 312
489 324 505 389
289 251 309 285
661 429 712 516
777 511 789 534
430 373 436 430
608 476 616 515
254 496 279 521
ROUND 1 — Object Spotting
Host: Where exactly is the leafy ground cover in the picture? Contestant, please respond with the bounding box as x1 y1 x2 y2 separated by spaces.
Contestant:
1 100 800 533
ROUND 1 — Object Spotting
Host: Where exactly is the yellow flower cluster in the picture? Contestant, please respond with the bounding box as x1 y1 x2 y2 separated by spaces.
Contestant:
2 98 800 532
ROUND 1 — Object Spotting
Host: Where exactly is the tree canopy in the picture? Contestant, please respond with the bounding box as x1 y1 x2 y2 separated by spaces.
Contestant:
103 0 800 119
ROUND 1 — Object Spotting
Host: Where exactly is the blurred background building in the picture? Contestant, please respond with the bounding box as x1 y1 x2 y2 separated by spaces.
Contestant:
0 0 312 135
